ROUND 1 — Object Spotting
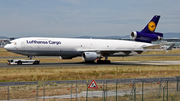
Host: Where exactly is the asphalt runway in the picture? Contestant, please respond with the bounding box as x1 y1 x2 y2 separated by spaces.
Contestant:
1 60 180 68
1 54 180 68
1 54 180 59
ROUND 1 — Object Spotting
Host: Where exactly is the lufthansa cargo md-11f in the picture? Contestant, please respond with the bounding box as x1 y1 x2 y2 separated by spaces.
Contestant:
4 15 168 63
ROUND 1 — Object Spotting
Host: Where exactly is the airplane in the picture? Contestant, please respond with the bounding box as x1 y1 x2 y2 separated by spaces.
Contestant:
4 15 171 64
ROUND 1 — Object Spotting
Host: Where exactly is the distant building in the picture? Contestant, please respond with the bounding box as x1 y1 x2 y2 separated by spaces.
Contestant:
0 39 10 48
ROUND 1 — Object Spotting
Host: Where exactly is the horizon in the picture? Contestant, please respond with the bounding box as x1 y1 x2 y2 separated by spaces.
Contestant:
1 32 180 39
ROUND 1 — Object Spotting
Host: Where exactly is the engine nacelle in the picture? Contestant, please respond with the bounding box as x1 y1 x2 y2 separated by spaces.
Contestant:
130 31 163 43
82 52 98 62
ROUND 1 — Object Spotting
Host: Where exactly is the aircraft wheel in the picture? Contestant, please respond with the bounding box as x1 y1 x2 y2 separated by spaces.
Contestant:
97 60 111 64
106 60 111 64
17 61 22 65
85 61 95 63
97 60 102 64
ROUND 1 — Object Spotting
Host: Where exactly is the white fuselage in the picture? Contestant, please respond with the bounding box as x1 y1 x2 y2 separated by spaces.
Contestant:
4 37 152 57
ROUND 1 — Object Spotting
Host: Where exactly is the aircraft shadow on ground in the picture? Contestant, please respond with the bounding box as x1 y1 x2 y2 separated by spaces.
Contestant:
2 61 157 68
39 62 153 66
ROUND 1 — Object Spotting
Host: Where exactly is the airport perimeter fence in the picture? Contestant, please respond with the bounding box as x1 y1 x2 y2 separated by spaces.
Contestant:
0 77 180 101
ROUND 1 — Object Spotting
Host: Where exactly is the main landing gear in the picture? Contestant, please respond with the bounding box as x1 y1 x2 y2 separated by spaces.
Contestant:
96 55 111 64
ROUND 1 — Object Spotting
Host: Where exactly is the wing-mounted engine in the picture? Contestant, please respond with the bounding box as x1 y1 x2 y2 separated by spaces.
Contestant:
130 15 163 43
82 52 98 62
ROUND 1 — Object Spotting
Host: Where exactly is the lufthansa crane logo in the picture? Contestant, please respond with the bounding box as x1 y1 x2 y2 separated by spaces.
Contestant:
148 21 156 32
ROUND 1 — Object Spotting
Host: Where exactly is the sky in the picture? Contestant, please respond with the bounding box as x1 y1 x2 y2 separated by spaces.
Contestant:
0 0 180 38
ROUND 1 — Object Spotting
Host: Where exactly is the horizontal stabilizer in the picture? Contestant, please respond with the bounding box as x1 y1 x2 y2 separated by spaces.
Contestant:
79 49 144 52
167 43 175 50
143 43 170 49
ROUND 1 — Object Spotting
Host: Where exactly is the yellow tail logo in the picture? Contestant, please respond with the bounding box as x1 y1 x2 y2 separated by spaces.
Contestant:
148 21 156 32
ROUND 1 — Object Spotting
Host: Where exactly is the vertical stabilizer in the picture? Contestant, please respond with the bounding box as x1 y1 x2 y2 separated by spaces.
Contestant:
141 15 160 33
130 15 163 43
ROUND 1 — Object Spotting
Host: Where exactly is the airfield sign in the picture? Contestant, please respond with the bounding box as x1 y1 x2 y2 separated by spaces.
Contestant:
88 79 98 89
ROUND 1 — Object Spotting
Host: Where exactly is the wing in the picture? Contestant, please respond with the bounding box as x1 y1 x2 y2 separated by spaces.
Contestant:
79 43 172 55
79 48 144 55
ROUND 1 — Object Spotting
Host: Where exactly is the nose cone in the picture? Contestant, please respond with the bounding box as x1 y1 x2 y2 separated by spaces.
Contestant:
4 44 13 51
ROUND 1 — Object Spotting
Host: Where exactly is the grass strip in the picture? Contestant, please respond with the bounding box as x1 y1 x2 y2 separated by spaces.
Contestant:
0 65 180 82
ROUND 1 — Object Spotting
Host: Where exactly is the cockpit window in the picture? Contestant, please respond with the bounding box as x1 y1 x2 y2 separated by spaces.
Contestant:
10 42 17 45
6 42 11 44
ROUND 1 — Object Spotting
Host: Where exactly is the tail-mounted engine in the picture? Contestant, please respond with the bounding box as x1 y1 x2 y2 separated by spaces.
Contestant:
130 15 163 43
131 31 163 43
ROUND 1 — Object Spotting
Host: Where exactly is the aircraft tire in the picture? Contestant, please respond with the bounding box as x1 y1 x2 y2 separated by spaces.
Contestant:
97 60 103 64
85 61 95 63
106 60 111 64
97 60 111 64
17 61 22 65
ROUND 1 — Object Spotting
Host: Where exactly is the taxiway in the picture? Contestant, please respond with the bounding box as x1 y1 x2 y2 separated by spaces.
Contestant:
0 60 180 68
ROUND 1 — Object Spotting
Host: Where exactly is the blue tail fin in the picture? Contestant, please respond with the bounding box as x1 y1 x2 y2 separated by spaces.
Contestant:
141 15 160 33
130 15 163 43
